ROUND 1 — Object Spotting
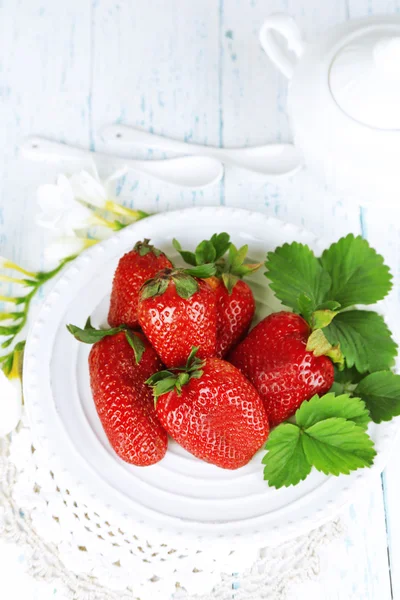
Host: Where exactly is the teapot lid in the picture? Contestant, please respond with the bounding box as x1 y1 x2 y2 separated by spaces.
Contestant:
329 29 400 130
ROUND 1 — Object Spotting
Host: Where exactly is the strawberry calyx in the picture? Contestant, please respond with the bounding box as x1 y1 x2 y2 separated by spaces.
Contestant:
295 295 345 366
173 234 262 295
222 243 262 294
173 233 231 272
146 346 205 401
133 238 164 258
67 317 145 364
140 265 216 301
306 328 344 368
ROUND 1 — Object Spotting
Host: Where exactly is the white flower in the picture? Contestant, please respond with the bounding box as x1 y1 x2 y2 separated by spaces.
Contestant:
0 369 22 436
36 174 93 236
69 163 128 210
44 236 97 264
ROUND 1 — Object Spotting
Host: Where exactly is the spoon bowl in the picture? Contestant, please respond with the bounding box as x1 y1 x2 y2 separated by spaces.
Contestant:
19 137 224 190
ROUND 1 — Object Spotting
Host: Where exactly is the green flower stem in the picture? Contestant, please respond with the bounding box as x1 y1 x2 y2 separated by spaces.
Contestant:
90 214 120 230
1 260 36 278
1 255 76 349
0 312 23 321
104 200 149 221
0 295 20 304
35 255 76 283
0 274 35 286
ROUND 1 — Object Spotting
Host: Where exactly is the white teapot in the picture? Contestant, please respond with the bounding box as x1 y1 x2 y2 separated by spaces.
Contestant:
260 14 400 205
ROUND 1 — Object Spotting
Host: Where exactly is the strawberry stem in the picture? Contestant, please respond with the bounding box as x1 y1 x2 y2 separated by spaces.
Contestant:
146 346 205 400
67 318 145 364
172 234 261 293
133 239 163 258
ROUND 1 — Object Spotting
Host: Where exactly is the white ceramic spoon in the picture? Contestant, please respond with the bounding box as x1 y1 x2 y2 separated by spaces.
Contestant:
19 137 224 189
101 124 303 178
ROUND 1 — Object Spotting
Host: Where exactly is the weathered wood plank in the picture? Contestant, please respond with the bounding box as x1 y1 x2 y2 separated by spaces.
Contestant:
0 0 92 270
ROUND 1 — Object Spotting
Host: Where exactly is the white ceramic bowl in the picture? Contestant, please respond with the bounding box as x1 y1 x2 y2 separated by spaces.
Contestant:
23 207 399 545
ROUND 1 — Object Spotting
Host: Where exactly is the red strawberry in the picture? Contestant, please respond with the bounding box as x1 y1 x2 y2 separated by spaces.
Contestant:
173 234 261 357
147 348 269 469
209 276 256 358
108 239 172 329
138 266 217 368
67 320 168 466
229 312 334 427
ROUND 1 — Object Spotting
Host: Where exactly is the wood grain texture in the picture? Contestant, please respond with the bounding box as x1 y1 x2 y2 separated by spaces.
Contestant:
0 0 399 598
0 0 92 272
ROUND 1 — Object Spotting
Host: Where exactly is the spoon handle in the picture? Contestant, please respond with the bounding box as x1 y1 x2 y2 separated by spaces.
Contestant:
101 124 217 157
101 124 293 157
19 137 223 190
20 136 95 164
101 125 303 178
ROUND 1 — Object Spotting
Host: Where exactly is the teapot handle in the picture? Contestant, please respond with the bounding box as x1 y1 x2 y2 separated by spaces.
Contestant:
259 14 304 79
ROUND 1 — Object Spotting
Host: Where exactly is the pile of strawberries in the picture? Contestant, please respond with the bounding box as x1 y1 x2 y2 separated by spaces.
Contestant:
69 235 334 470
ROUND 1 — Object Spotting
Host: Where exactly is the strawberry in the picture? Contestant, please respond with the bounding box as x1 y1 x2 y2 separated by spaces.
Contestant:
138 265 217 368
147 348 269 469
67 320 168 466
108 239 172 329
229 311 334 427
173 234 261 357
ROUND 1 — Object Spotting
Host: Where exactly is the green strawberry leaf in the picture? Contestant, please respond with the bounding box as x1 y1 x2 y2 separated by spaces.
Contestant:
324 310 397 373
67 318 125 343
320 234 392 308
295 393 370 430
301 417 376 476
229 244 248 271
147 347 205 399
125 331 146 364
297 293 314 323
262 392 376 488
172 239 197 266
173 234 231 268
146 369 175 384
355 371 400 423
172 274 199 299
210 232 231 259
185 346 205 371
333 366 365 386
184 264 217 279
306 328 344 367
150 376 179 398
265 242 331 315
221 273 239 295
310 309 338 330
140 277 169 300
262 424 311 488
195 240 217 265
220 243 262 288
317 301 341 311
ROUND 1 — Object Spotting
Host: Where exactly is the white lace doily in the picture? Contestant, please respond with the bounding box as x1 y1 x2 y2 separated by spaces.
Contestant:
0 408 343 599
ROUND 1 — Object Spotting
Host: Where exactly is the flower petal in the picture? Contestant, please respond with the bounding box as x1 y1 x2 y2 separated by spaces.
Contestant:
44 236 87 263
37 184 64 213
0 370 22 436
56 174 75 203
70 170 108 208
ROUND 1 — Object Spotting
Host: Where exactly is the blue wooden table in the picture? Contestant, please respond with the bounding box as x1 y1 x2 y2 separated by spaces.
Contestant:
0 1 400 598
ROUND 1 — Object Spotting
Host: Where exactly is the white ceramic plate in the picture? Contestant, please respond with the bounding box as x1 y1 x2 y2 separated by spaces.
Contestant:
23 207 399 544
